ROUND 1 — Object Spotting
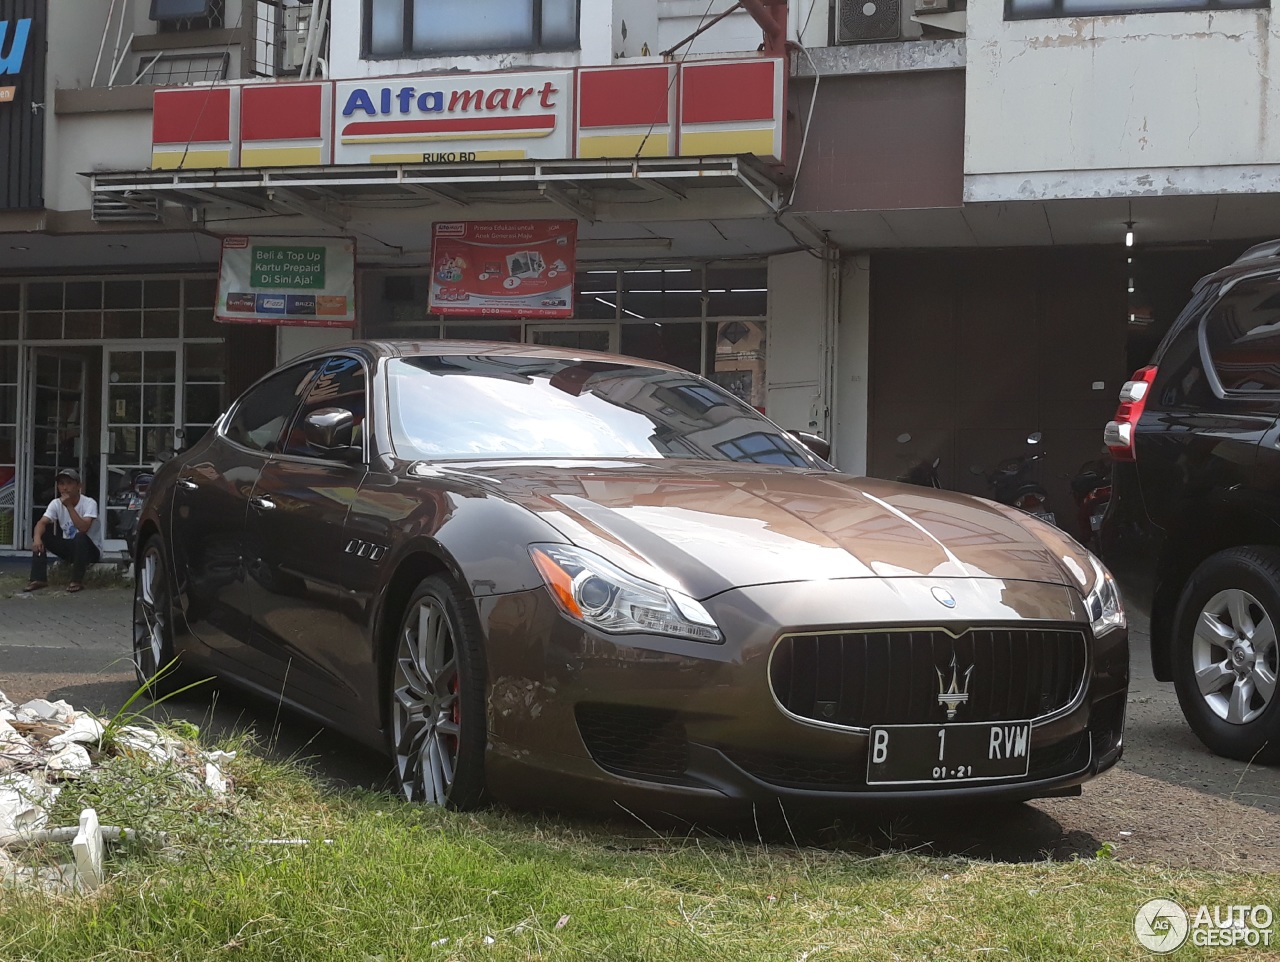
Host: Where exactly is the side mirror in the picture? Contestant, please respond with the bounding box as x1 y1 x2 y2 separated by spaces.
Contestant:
304 408 361 463
788 429 832 462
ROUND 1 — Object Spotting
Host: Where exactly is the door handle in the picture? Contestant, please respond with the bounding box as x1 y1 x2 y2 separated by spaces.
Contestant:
249 495 276 511
176 478 198 492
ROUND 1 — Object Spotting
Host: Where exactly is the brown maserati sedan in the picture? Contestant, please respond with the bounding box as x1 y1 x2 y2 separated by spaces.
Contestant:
133 341 1128 812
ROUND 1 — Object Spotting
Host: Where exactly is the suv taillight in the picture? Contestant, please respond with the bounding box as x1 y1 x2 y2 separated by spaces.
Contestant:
1103 366 1158 462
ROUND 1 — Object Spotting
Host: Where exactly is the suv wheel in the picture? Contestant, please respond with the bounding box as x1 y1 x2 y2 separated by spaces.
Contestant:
1172 547 1280 763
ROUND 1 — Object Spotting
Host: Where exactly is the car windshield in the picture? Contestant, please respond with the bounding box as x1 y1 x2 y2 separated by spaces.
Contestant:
387 355 817 466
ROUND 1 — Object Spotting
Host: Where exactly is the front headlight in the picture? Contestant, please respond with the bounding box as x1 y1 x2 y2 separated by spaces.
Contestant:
1084 555 1125 636
529 543 722 644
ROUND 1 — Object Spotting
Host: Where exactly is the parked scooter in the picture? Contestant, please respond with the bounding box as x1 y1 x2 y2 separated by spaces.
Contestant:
107 468 155 556
972 433 1054 524
894 433 942 488
1070 455 1112 552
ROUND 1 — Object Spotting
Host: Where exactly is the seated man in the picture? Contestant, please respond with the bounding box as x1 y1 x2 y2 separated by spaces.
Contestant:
27 468 104 594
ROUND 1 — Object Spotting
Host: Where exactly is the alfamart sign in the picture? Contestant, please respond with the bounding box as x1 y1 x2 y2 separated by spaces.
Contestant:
151 58 784 170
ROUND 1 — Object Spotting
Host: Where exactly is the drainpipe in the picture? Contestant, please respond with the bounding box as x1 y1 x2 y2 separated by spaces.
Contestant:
738 0 788 57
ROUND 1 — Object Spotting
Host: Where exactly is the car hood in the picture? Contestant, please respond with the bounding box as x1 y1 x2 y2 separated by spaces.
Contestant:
449 461 1092 600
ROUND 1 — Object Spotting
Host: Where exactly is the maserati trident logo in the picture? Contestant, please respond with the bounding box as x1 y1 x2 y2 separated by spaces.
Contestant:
936 654 973 720
931 586 956 608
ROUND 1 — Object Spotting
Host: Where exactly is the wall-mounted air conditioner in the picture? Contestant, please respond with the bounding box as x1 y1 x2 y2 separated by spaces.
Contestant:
835 0 902 43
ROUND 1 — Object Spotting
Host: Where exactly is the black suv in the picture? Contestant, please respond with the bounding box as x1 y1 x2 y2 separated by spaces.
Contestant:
1104 240 1280 764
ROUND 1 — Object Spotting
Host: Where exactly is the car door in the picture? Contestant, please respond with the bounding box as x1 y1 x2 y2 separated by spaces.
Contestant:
1137 273 1280 534
241 354 371 714
169 357 326 676
1205 273 1280 508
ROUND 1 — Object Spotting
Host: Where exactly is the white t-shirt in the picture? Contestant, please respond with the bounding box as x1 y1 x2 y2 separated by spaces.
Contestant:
43 495 104 555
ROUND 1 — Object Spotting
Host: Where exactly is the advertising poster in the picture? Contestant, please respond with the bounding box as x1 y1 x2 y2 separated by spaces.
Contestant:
215 236 357 328
429 221 577 318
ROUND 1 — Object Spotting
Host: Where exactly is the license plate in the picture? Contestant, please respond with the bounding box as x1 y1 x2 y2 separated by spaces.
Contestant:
1033 511 1056 525
866 721 1032 785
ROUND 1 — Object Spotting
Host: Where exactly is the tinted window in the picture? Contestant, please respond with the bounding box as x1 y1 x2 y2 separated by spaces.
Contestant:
387 355 816 466
223 360 326 453
1204 274 1280 392
281 356 368 457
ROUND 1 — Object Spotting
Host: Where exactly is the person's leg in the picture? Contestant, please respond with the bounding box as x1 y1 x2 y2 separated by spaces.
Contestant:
67 533 100 589
28 527 69 588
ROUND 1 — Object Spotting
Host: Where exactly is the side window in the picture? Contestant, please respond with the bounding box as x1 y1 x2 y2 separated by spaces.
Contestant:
223 360 326 453
281 356 368 458
1204 275 1280 393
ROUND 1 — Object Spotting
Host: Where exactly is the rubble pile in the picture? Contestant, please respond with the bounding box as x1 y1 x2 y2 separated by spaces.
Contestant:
0 689 233 891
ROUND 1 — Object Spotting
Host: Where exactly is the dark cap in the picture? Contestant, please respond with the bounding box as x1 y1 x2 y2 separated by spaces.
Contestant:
55 468 81 483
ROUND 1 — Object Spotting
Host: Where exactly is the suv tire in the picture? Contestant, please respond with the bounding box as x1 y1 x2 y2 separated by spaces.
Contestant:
1172 547 1280 764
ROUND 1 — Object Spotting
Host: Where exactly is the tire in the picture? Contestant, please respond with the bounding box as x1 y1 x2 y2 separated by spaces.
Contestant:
132 535 193 697
389 574 487 809
1172 547 1280 764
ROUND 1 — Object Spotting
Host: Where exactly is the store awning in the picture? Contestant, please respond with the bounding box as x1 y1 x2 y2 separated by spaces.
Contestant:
88 154 787 227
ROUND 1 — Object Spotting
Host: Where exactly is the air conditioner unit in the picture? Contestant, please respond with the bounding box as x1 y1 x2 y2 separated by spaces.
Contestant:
836 0 902 43
280 5 311 72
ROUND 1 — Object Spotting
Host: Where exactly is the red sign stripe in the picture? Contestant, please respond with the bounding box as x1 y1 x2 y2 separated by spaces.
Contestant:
681 61 776 125
342 114 557 136
152 88 232 144
242 84 324 142
579 66 670 129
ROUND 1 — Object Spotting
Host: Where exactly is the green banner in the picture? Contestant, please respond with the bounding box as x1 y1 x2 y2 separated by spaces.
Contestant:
251 245 327 289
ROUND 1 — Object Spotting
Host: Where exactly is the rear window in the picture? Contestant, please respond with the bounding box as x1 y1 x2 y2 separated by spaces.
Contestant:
1203 273 1280 392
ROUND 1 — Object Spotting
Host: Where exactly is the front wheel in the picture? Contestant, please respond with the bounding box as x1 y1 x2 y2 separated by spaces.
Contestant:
1172 547 1280 763
389 574 487 809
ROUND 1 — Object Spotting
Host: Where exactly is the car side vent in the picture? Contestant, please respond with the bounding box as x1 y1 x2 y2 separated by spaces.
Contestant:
575 703 689 781
837 0 902 43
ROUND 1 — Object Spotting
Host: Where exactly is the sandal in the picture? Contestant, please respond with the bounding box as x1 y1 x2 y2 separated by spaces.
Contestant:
66 582 84 594
23 581 47 592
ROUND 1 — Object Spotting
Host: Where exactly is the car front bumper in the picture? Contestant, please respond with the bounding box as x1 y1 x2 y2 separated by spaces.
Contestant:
477 577 1129 813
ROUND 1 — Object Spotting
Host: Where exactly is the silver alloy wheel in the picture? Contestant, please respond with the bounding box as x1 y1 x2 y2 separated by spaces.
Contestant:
133 546 166 676
392 597 461 804
1192 588 1279 725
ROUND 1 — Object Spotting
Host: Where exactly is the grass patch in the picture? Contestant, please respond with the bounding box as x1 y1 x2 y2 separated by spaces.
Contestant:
1 732 1275 961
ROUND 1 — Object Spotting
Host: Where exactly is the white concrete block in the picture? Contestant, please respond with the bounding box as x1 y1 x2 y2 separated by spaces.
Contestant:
72 808 104 891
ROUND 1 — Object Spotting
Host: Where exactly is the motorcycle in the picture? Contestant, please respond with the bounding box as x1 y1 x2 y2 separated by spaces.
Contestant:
894 433 942 488
107 468 155 556
1070 455 1112 552
972 433 1054 524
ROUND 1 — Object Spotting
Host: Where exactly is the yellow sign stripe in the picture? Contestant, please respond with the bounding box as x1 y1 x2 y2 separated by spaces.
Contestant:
679 128 777 158
240 146 324 167
151 149 234 170
577 133 669 159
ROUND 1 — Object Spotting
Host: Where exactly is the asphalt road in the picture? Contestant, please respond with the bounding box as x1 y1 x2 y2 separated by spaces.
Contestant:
2 583 1277 870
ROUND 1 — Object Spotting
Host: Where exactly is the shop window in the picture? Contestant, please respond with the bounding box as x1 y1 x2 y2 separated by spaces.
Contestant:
366 0 579 57
1204 275 1280 393
1006 0 1264 18
0 284 17 340
0 345 16 548
153 0 225 31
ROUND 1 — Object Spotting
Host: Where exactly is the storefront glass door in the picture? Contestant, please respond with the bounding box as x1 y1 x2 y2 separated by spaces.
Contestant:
28 352 87 537
101 347 183 550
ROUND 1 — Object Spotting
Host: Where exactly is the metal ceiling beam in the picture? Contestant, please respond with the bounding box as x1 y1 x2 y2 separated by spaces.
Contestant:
265 186 349 230
539 183 595 222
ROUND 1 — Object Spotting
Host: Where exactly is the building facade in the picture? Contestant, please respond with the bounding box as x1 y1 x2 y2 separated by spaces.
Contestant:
0 0 1276 554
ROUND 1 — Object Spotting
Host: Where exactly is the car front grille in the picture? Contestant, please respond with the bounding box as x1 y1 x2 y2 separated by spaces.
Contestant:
769 627 1088 728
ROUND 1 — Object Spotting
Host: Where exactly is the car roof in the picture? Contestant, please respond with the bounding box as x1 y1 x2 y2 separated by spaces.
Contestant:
293 338 689 374
1193 238 1280 292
